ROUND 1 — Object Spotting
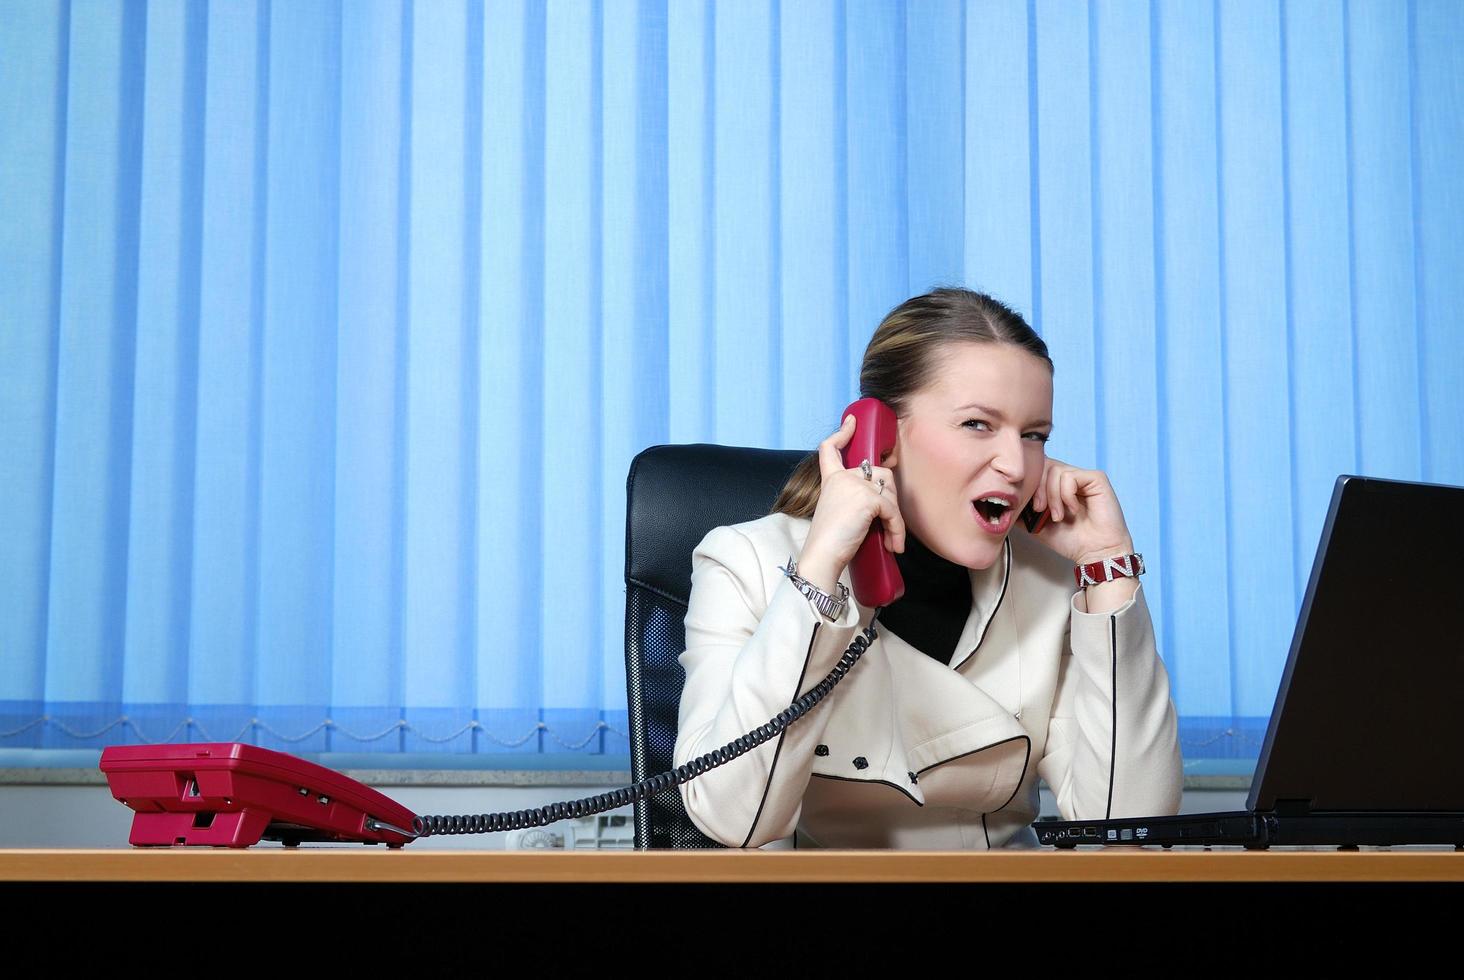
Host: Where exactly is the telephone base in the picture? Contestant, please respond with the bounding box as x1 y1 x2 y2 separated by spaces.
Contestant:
100 742 419 849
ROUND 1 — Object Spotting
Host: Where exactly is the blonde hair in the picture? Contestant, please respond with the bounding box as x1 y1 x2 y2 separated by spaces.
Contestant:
770 288 1053 519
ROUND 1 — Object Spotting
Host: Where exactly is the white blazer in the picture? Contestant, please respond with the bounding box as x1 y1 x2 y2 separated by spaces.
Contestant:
674 510 1183 849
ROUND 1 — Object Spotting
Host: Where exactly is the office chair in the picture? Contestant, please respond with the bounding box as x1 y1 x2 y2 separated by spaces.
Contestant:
622 442 808 849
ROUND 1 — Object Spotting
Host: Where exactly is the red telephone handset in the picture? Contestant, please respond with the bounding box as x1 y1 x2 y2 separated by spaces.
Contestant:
839 398 905 608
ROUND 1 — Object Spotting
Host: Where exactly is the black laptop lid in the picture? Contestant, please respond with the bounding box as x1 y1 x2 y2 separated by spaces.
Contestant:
1250 475 1464 813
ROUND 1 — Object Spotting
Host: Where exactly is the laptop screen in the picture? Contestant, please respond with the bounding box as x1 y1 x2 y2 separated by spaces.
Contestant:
1250 475 1464 813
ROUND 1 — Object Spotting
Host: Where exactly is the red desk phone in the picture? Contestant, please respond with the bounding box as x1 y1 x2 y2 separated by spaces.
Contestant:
840 398 906 608
100 742 417 848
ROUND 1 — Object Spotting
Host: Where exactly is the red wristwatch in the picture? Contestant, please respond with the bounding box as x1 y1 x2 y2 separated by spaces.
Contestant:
1074 552 1145 589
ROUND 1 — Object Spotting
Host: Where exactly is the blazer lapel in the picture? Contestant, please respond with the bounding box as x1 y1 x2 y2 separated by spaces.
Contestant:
948 536 1012 672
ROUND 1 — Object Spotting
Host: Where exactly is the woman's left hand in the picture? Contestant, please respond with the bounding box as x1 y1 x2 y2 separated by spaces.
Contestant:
1024 456 1134 565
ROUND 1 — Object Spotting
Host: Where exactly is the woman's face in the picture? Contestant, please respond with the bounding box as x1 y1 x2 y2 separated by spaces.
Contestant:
889 342 1054 570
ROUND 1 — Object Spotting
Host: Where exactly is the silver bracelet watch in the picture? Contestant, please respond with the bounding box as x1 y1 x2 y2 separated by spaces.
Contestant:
779 556 850 622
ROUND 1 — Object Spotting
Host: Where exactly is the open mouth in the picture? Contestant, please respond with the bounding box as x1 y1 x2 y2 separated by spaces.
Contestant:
972 496 1013 531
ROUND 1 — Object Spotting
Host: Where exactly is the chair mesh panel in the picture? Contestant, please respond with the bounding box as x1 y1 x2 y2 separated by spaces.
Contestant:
625 585 726 849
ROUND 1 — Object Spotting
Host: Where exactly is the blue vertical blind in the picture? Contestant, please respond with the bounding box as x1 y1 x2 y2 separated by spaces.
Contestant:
1 0 1461 764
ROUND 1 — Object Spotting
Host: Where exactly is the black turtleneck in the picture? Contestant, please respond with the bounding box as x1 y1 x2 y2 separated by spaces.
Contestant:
876 530 974 667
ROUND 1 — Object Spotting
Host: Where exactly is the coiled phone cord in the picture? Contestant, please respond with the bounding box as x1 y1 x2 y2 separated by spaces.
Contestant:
412 612 883 838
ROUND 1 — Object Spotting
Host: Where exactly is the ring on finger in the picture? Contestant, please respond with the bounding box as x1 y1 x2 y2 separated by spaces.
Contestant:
860 459 873 481
877 477 886 494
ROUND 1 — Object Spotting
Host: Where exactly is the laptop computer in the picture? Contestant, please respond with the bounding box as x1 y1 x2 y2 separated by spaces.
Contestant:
1036 474 1464 849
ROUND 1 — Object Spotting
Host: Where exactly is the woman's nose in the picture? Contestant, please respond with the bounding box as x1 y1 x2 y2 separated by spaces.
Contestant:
990 431 1025 483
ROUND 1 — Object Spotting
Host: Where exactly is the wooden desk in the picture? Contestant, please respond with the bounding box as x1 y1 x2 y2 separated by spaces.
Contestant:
3 847 1462 883
8 849 1459 961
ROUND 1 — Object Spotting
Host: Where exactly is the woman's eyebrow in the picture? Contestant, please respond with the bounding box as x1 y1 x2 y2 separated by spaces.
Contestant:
953 402 1052 428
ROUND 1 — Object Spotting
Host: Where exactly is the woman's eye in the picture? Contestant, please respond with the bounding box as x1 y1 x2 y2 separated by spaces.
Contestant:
963 419 1049 443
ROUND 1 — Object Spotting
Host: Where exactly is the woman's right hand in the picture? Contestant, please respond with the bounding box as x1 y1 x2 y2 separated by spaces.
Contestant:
797 413 906 592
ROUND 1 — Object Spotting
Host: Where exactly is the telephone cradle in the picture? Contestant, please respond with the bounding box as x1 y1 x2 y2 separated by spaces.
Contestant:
99 742 419 848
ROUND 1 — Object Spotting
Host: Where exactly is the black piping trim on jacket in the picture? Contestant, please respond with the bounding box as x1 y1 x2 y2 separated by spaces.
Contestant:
955 538 1012 669
802 732 1033 811
742 621 820 848
981 813 990 849
809 771 923 807
1105 613 1117 820
916 733 1032 813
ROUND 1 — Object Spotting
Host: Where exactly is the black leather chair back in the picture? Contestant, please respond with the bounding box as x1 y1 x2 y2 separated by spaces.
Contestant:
622 443 809 848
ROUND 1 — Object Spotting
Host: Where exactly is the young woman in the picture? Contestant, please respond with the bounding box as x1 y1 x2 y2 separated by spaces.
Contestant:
673 288 1182 849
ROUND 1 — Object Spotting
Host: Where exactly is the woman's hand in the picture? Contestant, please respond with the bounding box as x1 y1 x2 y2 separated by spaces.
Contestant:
796 414 907 592
1025 456 1134 565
